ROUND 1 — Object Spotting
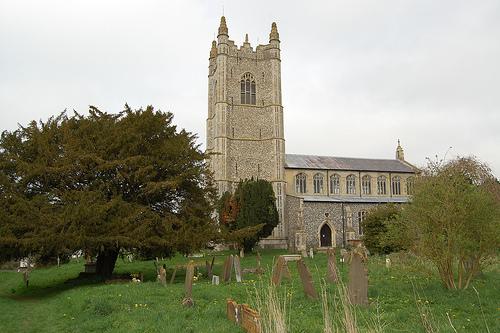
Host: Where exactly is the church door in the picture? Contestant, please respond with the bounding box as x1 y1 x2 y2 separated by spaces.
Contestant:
320 223 332 247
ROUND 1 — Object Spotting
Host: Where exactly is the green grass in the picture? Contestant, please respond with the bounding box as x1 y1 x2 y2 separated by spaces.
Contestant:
0 251 498 333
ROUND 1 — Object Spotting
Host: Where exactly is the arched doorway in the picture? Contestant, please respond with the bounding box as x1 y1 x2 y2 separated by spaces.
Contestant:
320 223 332 247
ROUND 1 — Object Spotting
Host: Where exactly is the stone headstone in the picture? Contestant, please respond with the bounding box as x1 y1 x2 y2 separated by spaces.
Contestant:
297 259 319 299
271 256 291 285
158 266 167 286
233 255 243 283
169 266 178 284
348 252 369 306
212 275 220 285
326 249 338 283
385 257 391 269
223 255 234 283
240 248 245 258
309 247 314 259
227 299 241 324
241 304 262 333
182 261 195 307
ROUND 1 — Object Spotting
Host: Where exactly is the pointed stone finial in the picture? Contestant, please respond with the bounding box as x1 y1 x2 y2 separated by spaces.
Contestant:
218 16 228 36
269 22 280 42
396 139 405 161
210 40 217 58
245 33 249 43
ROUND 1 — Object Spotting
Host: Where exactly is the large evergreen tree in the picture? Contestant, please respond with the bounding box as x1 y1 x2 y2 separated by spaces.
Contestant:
219 179 279 252
0 106 216 277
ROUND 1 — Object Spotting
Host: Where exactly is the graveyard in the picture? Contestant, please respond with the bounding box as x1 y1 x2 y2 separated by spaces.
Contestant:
0 250 498 333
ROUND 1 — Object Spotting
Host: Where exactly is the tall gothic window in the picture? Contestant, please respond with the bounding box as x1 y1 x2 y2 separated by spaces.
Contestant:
346 174 356 194
240 73 256 105
295 173 307 194
377 176 387 195
330 174 340 194
313 173 324 194
362 175 371 195
357 211 367 235
392 176 401 195
406 177 414 195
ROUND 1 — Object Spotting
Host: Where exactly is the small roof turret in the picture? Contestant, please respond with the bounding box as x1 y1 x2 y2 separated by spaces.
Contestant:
269 22 280 42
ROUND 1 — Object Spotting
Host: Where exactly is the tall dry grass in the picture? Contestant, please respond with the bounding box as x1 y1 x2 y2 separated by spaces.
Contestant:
253 281 290 333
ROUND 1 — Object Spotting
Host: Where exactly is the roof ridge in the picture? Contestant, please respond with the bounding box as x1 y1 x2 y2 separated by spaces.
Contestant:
284 153 401 162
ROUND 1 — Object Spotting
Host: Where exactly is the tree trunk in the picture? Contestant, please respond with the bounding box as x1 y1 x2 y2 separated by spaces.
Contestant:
95 249 119 278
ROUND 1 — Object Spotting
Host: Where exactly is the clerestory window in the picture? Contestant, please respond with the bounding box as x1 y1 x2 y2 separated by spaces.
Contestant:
392 176 401 195
330 174 340 194
362 175 371 195
295 173 307 194
377 176 387 195
240 73 256 105
346 174 356 194
313 173 324 194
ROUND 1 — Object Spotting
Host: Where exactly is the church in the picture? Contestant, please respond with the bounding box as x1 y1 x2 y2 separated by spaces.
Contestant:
206 17 417 251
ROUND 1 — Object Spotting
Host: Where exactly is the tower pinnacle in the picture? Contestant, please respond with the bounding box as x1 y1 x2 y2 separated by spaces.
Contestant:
210 40 217 58
396 139 405 161
245 33 249 43
269 22 280 42
218 16 228 36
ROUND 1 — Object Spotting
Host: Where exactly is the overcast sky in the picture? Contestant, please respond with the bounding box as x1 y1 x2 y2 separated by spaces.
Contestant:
1 0 499 176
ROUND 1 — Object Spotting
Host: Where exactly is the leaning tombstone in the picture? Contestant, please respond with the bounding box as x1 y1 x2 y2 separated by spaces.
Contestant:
297 259 319 299
212 275 220 285
182 261 195 307
385 256 391 269
326 248 338 283
233 255 243 283
348 251 369 306
241 304 262 333
271 256 286 285
309 247 314 259
239 248 245 258
169 265 178 284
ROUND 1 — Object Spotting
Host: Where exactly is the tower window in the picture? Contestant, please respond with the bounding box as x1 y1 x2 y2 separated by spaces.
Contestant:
240 73 256 105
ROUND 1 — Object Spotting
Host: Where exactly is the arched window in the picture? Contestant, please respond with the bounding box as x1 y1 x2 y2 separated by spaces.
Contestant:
346 174 356 194
295 173 307 194
362 175 371 195
406 177 414 195
330 174 340 194
392 176 401 195
240 73 256 105
313 173 324 194
377 176 387 195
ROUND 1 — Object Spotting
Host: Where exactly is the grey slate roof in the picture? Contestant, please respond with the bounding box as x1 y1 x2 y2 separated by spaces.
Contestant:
285 154 415 173
300 195 409 204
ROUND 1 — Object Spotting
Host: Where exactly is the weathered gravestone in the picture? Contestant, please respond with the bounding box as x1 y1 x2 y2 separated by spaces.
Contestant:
222 255 234 283
297 259 319 299
206 256 215 280
241 304 262 333
385 256 391 269
233 255 243 283
212 275 220 285
347 251 369 306
309 247 314 259
169 266 178 284
271 256 291 285
181 261 195 307
158 264 167 286
326 248 338 283
340 248 349 264
227 299 241 324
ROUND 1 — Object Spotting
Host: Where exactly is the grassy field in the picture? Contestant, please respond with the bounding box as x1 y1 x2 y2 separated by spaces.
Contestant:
0 250 498 333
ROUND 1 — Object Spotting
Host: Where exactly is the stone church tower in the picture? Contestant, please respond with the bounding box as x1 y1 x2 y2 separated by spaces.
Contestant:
206 17 287 248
